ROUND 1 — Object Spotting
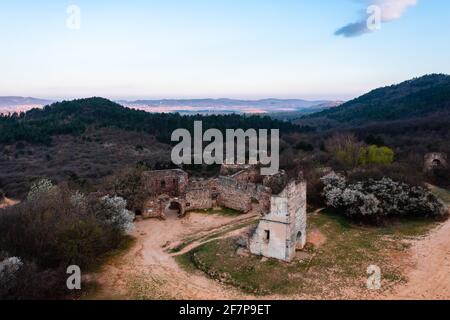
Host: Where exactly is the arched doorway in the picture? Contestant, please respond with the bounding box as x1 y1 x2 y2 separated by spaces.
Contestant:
164 200 184 219
432 159 442 168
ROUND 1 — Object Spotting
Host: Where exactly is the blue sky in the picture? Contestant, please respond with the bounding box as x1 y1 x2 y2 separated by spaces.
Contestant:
0 0 449 100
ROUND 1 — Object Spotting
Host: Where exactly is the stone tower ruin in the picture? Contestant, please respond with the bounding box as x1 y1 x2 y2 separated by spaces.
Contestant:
249 177 307 262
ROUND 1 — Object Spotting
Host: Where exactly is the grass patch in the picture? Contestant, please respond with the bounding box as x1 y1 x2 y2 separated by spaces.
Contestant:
430 185 450 205
168 218 258 254
201 207 243 217
177 210 438 297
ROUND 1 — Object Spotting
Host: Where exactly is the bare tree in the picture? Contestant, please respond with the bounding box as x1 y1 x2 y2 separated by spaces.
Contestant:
324 133 364 169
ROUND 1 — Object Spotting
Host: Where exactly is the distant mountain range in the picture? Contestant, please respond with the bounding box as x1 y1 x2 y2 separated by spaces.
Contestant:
0 96 53 114
0 97 342 115
118 98 343 114
0 96 53 106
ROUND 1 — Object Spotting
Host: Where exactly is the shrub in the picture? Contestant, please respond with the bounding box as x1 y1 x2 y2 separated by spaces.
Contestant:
295 141 314 152
325 133 364 169
348 162 425 187
0 183 133 299
321 173 448 223
103 166 151 214
0 256 23 298
95 196 135 233
364 134 385 147
27 179 56 202
358 145 395 166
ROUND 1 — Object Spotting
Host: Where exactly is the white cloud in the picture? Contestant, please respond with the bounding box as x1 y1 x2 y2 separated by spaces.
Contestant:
335 0 418 37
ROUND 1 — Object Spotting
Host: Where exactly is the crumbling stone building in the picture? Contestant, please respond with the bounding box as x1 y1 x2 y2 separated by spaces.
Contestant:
424 152 448 172
249 177 307 262
140 165 307 262
141 169 188 219
142 169 188 197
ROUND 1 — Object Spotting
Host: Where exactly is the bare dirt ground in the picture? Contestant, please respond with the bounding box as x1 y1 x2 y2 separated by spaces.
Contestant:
383 217 450 300
92 210 450 300
92 212 257 300
0 197 19 209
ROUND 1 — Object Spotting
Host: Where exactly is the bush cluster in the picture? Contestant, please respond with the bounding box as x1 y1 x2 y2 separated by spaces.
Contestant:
0 179 134 299
321 173 448 223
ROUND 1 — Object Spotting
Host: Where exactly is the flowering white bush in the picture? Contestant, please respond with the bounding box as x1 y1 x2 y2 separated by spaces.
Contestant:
0 257 23 296
27 179 56 201
96 196 135 232
321 173 447 220
70 190 87 212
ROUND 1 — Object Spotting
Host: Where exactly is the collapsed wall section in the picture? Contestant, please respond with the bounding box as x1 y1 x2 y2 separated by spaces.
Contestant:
216 176 271 214
185 180 214 211
142 169 188 197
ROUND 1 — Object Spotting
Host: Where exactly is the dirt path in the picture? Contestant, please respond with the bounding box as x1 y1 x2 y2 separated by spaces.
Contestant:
92 212 257 300
384 217 450 300
92 209 450 300
0 197 19 209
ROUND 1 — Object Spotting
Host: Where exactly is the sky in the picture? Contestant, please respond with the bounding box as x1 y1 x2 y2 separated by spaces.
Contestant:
0 0 449 101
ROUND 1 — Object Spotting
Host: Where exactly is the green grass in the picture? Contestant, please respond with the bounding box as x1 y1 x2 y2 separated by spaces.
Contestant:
201 207 243 217
430 185 450 205
168 218 257 254
177 210 438 297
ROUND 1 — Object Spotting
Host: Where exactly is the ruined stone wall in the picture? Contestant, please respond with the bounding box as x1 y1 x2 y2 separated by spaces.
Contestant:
249 178 307 262
285 179 307 251
230 168 262 184
216 176 271 214
185 180 213 211
142 195 186 219
424 153 448 172
140 168 274 219
142 198 164 219
220 164 255 176
185 189 212 211
142 169 188 197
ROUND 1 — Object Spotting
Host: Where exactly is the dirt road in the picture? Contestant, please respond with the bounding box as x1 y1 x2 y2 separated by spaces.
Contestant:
92 210 450 300
385 217 450 300
93 212 257 300
0 197 19 209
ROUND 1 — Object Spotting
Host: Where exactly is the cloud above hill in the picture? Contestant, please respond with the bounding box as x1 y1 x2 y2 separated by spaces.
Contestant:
335 0 417 37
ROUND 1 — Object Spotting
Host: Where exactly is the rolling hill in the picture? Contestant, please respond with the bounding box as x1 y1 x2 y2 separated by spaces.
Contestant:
0 97 309 145
298 74 450 128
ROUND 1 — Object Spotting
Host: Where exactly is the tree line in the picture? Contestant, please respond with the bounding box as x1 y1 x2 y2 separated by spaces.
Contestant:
0 97 312 145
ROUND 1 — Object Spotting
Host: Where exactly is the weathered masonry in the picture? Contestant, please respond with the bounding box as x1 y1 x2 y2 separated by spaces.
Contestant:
424 152 448 172
139 165 307 262
249 177 307 262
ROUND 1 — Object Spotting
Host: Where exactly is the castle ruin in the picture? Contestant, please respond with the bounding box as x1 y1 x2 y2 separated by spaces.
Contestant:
139 165 307 262
249 178 307 262
424 152 448 172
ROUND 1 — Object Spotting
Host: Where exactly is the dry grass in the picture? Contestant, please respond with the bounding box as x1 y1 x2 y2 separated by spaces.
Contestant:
177 210 437 297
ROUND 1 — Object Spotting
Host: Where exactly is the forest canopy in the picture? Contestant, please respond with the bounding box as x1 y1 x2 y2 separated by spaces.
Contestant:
0 98 311 145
